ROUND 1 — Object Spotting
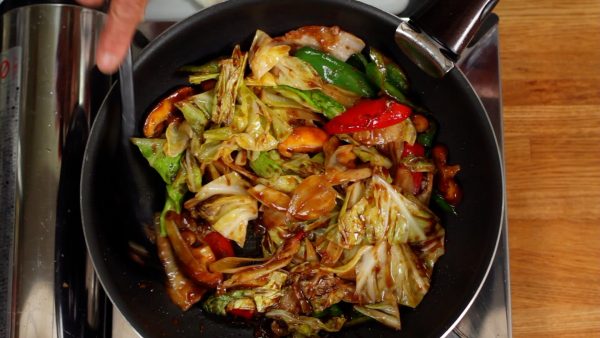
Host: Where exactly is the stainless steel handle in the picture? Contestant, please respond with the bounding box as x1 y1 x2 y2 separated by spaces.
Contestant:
395 0 499 77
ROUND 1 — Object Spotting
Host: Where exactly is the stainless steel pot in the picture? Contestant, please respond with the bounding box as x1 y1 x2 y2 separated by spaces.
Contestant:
0 4 111 338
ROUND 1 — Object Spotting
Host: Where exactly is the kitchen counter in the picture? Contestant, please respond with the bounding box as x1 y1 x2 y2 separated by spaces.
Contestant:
495 0 600 337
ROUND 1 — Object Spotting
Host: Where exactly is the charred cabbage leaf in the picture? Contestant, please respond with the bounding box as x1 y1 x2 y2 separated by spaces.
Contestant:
355 241 430 313
212 45 247 126
338 174 438 246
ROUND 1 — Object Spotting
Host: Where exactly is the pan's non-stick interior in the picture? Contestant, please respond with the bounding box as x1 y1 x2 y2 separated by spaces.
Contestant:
81 0 503 337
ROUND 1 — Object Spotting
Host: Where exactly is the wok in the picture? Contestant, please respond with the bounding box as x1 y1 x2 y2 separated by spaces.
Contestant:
81 0 504 337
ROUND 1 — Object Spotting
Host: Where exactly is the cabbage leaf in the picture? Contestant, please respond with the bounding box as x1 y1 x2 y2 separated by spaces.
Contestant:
338 174 438 246
355 241 430 309
266 309 345 337
212 45 247 126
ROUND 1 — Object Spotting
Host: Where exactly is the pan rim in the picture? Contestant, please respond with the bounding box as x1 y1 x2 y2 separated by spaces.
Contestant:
81 0 505 337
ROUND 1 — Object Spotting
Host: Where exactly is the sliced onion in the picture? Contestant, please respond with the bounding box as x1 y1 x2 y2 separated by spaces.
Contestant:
209 256 269 274
304 238 319 263
287 175 336 221
165 213 222 287
248 184 291 211
326 167 372 186
353 300 401 330
321 245 372 274
222 233 303 290
156 228 205 311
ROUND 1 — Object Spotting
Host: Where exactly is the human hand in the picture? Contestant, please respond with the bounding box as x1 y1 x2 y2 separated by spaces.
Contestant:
77 0 148 74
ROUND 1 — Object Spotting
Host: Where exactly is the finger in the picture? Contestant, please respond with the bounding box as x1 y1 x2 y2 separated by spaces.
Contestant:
96 0 147 74
75 0 104 7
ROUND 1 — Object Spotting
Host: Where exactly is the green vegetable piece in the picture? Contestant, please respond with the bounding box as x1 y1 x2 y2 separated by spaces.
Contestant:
343 310 373 328
175 101 208 133
192 90 215 117
184 151 203 193
275 85 345 119
266 310 346 336
386 63 409 93
131 138 182 184
353 146 393 169
179 59 221 74
365 62 385 87
417 118 438 148
313 304 344 318
175 90 213 133
383 81 413 107
346 53 369 72
202 290 253 316
311 152 325 164
367 48 387 85
366 48 417 108
249 151 283 178
203 127 233 142
189 73 219 85
212 46 247 126
295 47 377 98
159 168 188 237
281 153 325 177
432 192 458 215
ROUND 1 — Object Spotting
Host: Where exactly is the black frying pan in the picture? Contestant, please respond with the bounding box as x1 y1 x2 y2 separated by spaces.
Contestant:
81 0 504 337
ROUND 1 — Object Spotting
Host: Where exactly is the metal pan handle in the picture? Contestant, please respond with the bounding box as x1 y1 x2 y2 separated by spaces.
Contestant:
395 0 499 77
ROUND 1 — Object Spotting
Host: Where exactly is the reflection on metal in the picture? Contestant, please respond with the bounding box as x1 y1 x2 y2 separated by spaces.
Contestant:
447 14 512 338
394 20 455 78
0 4 111 338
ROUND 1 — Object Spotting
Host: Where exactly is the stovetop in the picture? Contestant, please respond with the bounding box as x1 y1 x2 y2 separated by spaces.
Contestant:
109 7 512 338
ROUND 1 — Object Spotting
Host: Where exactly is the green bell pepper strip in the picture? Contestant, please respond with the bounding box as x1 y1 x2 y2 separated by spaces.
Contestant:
365 49 415 108
294 47 377 98
275 85 345 119
131 138 182 184
432 192 458 216
313 304 344 319
385 62 409 93
417 118 438 148
346 53 369 72
367 48 388 83
368 47 409 93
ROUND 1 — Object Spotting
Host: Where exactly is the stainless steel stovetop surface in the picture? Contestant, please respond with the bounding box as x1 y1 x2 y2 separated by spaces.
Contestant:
111 6 511 338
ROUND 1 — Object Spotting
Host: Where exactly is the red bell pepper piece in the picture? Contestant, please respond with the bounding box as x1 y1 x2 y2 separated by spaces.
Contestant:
227 308 255 320
401 142 425 158
203 232 235 259
324 98 412 134
292 231 306 241
410 171 424 195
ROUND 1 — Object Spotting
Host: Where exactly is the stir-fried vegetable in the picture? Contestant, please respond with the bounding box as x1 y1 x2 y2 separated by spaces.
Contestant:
295 47 377 97
132 26 463 337
324 98 412 134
